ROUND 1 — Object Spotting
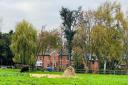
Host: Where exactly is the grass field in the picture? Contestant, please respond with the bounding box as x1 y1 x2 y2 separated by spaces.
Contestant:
0 69 128 85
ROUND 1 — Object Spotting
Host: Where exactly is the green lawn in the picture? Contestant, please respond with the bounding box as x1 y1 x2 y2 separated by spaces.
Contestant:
0 69 128 85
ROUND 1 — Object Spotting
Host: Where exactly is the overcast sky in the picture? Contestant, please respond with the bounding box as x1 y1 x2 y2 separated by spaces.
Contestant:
0 0 128 33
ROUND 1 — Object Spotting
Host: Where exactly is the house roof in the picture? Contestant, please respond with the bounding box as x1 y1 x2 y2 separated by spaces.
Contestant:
37 49 68 57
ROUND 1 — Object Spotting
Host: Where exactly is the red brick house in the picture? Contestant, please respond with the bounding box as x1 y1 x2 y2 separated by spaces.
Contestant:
36 51 69 70
36 51 99 73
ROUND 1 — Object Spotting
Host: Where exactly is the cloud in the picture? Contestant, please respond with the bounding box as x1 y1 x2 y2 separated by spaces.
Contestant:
15 2 34 12
0 0 128 33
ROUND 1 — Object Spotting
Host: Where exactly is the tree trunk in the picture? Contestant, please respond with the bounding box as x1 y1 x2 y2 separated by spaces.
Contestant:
68 47 72 66
104 60 107 74
81 52 88 73
82 57 88 73
42 55 44 68
23 49 26 65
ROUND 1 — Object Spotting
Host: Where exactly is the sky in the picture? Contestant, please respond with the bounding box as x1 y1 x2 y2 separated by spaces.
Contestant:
0 0 128 33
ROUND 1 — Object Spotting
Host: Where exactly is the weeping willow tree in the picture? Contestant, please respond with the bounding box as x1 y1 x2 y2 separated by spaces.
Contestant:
11 20 37 65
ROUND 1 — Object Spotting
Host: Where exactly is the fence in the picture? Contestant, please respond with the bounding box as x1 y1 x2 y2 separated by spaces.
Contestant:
75 69 128 75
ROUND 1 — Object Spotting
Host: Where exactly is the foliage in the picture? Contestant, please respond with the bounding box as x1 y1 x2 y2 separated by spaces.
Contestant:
37 28 61 54
74 1 127 71
0 31 14 65
60 7 80 65
73 23 89 71
11 20 37 65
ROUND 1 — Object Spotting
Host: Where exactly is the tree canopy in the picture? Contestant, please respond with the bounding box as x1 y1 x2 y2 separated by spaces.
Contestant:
11 20 37 65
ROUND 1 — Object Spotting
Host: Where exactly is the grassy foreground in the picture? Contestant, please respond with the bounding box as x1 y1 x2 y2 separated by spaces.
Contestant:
0 69 128 85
